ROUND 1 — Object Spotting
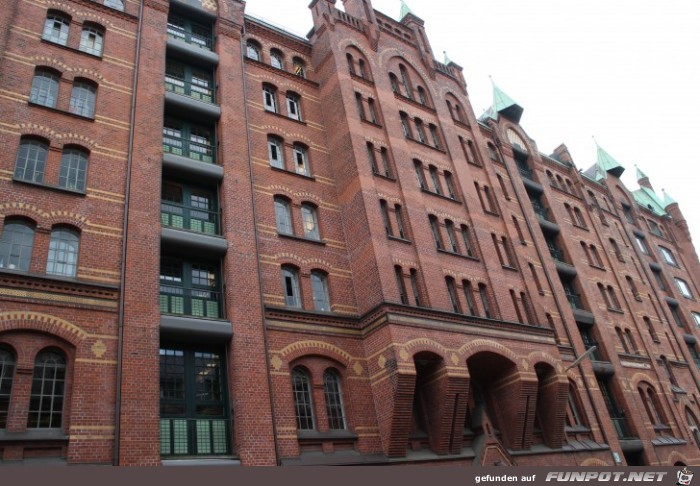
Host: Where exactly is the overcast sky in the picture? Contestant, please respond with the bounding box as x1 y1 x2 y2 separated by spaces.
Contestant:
245 0 700 253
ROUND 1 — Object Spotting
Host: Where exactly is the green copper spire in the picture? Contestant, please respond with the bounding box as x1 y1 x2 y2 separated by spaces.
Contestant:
400 0 414 19
662 189 677 208
443 51 452 65
595 143 625 178
635 165 648 182
490 79 523 123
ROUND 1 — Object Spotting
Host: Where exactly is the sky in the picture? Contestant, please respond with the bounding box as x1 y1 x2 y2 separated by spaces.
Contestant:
244 0 700 251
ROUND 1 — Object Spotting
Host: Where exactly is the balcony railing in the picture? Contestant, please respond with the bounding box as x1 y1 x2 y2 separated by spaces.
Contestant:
159 284 223 318
165 76 215 104
517 164 533 179
548 245 565 262
160 417 231 456
610 417 635 439
531 201 550 221
163 135 215 163
161 201 220 235
565 292 583 310
167 24 213 51
584 342 603 361
694 358 700 371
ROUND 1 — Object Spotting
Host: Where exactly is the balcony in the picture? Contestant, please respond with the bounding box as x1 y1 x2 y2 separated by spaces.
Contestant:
161 198 227 256
166 19 219 66
611 417 636 440
163 132 222 182
566 292 583 309
160 417 232 457
160 284 223 319
165 76 221 121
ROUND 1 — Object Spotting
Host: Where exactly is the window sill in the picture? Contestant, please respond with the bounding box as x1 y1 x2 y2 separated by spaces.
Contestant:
572 223 589 231
264 109 307 126
0 267 119 290
501 264 518 272
0 429 68 442
28 101 95 122
371 171 396 181
483 209 500 217
607 307 624 314
278 232 326 246
41 37 103 61
453 119 470 129
270 166 315 181
564 425 591 434
360 118 383 129
13 177 86 196
405 136 445 153
420 188 461 204
387 235 412 245
437 248 479 261
589 263 606 271
466 160 484 168
349 72 374 86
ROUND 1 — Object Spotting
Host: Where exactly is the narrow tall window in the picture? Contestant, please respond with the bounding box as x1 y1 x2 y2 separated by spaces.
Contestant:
643 316 659 342
394 205 406 239
14 138 48 183
428 165 442 195
29 69 59 108
399 65 412 98
380 200 393 236
460 225 475 257
429 215 443 250
311 271 330 312
446 277 461 313
28 350 66 428
293 144 310 176
429 124 441 149
445 171 457 199
282 266 301 308
291 368 314 429
409 269 421 306
270 49 284 69
286 93 302 121
301 204 320 240
358 59 367 78
268 136 284 169
246 40 260 60
0 348 14 428
414 160 427 190
660 246 677 266
445 220 458 252
399 112 411 138
263 84 277 112
293 58 306 78
0 220 35 271
46 227 79 277
462 280 477 315
389 73 399 93
395 265 408 304
79 24 104 56
43 12 70 45
346 53 355 74
367 98 378 124
323 369 346 429
69 80 97 118
417 86 427 105
379 148 391 177
59 147 88 191
478 284 492 318
274 197 293 235
415 119 427 143
355 93 365 120
366 143 378 174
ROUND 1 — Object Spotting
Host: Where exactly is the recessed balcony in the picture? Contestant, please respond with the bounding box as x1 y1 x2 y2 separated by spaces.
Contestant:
164 76 220 121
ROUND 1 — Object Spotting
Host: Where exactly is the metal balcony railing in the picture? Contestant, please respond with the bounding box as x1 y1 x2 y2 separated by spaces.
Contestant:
167 24 213 51
565 292 583 310
610 417 635 439
161 201 220 235
165 76 215 104
159 284 223 319
531 201 550 221
160 417 232 456
548 245 565 262
517 164 533 180
163 135 215 164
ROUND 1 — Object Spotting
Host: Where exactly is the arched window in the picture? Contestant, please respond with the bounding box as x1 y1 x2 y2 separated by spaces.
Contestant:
293 57 306 78
417 86 427 106
59 146 88 191
388 73 399 93
0 347 16 428
30 68 60 108
565 381 587 428
267 135 284 169
445 276 461 313
270 49 284 69
286 92 302 121
43 11 70 45
103 0 125 10
310 270 330 312
358 59 367 78
0 219 36 271
301 203 320 240
399 64 412 98
414 160 427 190
14 137 48 183
28 350 66 428
273 196 292 235
79 23 104 56
685 408 700 448
46 227 80 277
262 84 278 112
428 215 443 250
399 111 411 138
246 40 261 60
69 79 97 118
346 53 355 74
292 144 310 176
281 266 301 308
291 367 314 430
323 369 346 429
638 383 666 427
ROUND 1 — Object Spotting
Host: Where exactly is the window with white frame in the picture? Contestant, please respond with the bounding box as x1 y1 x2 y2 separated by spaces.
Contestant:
29 68 59 108
263 84 277 112
293 144 310 176
268 136 284 169
43 12 70 45
274 197 293 235
660 246 677 266
79 24 104 56
676 278 693 299
286 93 302 121
301 204 320 240
281 266 301 308
323 369 346 429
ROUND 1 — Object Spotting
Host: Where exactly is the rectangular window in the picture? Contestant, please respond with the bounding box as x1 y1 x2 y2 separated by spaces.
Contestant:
676 278 693 299
395 266 408 304
446 277 461 313
660 246 678 266
286 94 301 120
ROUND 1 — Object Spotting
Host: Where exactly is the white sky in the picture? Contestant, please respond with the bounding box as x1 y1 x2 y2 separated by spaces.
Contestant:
245 0 700 253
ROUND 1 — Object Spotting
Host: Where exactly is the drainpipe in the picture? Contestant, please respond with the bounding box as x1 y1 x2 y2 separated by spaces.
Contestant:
238 19 281 466
113 0 145 466
492 135 614 463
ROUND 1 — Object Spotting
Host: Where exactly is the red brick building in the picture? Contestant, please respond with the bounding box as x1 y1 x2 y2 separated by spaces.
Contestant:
1 0 700 467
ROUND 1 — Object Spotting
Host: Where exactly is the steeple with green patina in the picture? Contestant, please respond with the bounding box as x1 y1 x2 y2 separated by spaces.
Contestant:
595 143 625 178
480 80 524 123
399 0 414 20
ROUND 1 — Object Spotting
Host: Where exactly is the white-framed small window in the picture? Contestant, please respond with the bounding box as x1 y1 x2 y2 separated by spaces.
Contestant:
676 278 693 299
79 25 104 56
660 246 677 266
293 144 310 176
268 136 284 169
282 266 301 308
301 204 320 240
274 197 293 235
286 93 302 121
263 85 277 112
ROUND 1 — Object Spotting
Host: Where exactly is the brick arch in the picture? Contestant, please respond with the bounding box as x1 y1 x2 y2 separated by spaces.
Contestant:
0 204 47 229
629 372 660 391
0 312 88 347
295 191 322 206
378 50 432 91
15 123 58 143
458 339 519 367
55 132 98 151
667 451 691 466
581 458 610 466
338 38 373 63
401 338 448 362
278 340 352 368
69 67 106 85
46 211 89 231
527 351 564 374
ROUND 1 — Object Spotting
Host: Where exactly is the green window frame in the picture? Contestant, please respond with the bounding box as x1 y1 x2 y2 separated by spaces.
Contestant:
159 258 223 319
161 181 220 235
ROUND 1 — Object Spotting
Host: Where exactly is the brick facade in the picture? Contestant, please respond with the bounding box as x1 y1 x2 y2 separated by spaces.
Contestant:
0 0 699 467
